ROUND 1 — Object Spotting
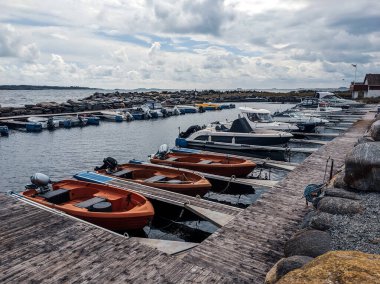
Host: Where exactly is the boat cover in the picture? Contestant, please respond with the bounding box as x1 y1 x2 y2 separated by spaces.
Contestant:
229 118 254 133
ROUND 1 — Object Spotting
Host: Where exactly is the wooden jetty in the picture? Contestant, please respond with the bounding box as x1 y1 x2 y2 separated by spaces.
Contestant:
291 131 340 138
0 111 374 283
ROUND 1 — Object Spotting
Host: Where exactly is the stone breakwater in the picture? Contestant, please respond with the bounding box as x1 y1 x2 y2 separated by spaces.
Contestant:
265 112 380 284
0 89 305 118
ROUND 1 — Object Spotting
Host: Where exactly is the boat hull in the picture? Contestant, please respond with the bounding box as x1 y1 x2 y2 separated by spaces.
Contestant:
21 180 154 231
150 153 256 177
97 163 211 197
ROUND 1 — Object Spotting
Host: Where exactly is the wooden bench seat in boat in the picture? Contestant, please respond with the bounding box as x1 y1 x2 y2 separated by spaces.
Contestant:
39 188 70 204
197 160 213 164
144 175 167 183
112 169 133 178
75 197 106 209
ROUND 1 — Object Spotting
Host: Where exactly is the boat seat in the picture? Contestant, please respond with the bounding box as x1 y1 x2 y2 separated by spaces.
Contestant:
197 160 213 164
39 188 70 204
166 157 178 162
112 169 133 178
144 175 167 183
166 179 183 184
75 197 106 209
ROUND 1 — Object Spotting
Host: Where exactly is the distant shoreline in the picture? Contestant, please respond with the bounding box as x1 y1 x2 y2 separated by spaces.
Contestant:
0 85 98 90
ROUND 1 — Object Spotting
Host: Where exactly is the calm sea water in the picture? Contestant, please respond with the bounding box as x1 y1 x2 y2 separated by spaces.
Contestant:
0 89 104 107
0 101 295 192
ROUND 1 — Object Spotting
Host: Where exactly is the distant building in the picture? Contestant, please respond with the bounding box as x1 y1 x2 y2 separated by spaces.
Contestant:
351 73 380 98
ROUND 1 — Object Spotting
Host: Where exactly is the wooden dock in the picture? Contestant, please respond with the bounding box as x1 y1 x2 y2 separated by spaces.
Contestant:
0 111 374 283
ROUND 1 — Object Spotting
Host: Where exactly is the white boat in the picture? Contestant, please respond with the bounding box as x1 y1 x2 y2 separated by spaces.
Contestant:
234 107 299 131
27 116 59 129
99 111 132 122
273 110 329 132
178 117 293 147
143 102 164 118
176 105 198 114
163 106 181 116
55 115 88 127
315 92 364 108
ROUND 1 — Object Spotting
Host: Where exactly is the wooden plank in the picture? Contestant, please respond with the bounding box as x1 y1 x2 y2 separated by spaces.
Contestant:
130 238 198 255
184 204 237 227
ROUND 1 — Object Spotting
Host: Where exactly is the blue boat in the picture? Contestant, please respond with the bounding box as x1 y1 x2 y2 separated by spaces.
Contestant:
177 105 198 113
26 122 43 132
82 116 100 125
219 104 231 109
0 125 9 136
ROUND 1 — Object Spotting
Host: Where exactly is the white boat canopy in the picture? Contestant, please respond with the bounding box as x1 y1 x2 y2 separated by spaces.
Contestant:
239 107 271 114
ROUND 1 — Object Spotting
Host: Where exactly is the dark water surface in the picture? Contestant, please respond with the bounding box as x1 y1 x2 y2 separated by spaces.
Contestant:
0 102 295 192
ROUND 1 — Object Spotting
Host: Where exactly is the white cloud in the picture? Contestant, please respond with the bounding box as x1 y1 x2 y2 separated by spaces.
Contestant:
0 0 379 88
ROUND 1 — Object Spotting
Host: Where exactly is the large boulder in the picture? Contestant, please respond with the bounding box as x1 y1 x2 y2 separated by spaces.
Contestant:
344 143 380 191
277 251 380 284
368 120 380 141
317 197 364 215
265 255 313 284
284 230 331 258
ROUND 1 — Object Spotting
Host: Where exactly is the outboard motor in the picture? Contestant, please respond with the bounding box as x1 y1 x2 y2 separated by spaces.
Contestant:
26 173 51 194
179 125 202 138
155 144 169 159
47 117 55 130
95 157 119 172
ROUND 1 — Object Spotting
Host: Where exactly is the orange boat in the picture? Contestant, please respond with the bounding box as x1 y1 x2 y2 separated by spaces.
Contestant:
150 152 256 177
95 160 211 197
21 177 154 231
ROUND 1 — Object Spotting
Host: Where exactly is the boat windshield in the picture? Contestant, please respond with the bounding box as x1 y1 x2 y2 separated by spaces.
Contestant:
246 112 273 122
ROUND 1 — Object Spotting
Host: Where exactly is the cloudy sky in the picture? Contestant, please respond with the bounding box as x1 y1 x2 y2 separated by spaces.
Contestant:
0 0 379 89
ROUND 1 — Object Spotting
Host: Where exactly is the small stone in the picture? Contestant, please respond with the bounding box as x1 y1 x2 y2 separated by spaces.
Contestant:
369 238 380 244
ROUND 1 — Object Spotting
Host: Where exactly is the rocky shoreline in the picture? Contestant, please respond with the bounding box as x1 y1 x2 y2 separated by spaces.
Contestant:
0 89 349 118
265 114 380 283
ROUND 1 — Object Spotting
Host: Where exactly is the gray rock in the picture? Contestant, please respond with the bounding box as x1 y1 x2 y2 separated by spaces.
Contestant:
276 255 314 279
317 197 363 215
284 229 331 257
300 210 318 229
344 143 380 191
310 212 334 230
357 136 375 144
333 171 348 189
369 120 380 141
325 188 361 200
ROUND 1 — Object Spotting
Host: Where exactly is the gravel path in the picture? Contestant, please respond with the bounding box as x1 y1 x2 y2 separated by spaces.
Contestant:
329 191 380 254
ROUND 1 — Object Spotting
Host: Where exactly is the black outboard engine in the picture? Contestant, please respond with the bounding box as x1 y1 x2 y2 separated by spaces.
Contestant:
95 157 119 172
179 125 202 138
25 173 51 194
47 117 55 130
